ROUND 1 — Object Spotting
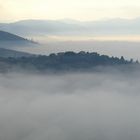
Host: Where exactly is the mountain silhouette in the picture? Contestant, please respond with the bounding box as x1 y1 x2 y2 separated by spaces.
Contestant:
0 30 37 49
1 18 140 36
0 30 27 41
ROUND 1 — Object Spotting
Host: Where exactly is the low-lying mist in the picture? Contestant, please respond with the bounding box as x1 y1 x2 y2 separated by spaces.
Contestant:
0 71 140 140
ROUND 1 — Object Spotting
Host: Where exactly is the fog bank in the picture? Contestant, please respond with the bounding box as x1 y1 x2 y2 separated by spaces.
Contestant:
0 71 140 140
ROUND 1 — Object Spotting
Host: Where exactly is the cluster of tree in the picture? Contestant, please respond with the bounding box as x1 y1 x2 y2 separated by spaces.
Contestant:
0 51 138 73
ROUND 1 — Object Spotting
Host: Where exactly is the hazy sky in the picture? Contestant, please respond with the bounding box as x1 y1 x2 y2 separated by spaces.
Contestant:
0 0 140 22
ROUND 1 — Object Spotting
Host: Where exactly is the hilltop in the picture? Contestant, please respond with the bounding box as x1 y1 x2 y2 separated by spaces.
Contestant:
0 51 137 73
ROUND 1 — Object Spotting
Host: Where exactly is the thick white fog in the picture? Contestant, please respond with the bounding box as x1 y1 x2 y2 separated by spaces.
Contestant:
0 71 140 140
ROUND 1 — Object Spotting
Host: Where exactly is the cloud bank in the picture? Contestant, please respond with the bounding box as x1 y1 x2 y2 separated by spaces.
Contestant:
0 71 140 140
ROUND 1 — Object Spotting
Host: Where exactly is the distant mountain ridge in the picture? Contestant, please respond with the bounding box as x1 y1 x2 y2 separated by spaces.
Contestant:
1 18 140 36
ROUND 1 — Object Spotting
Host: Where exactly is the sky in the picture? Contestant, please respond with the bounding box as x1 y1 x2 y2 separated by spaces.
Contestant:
0 0 140 22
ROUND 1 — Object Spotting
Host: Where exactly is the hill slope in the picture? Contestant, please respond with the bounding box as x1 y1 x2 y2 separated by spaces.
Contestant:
0 30 37 49
0 30 27 41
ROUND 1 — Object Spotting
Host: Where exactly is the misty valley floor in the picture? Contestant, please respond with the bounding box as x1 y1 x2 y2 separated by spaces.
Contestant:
0 71 140 140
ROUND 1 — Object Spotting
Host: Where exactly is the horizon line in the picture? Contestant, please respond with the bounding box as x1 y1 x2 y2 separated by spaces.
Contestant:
1 16 140 23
